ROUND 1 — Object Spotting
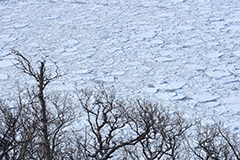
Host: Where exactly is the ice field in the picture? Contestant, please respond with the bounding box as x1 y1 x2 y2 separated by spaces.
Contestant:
0 0 240 131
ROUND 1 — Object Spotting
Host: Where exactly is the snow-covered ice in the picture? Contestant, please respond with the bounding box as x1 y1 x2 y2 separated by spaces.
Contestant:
0 0 240 131
193 93 220 103
0 74 8 80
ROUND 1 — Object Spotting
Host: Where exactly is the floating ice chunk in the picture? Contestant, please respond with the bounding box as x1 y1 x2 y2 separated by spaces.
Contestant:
111 71 125 76
13 24 28 29
205 69 232 78
0 60 12 68
227 104 240 113
186 64 206 71
102 76 115 83
41 15 59 20
58 20 72 25
143 87 158 94
160 51 173 56
156 81 186 92
176 25 193 30
220 96 237 103
139 1 159 7
151 38 164 45
64 46 78 54
139 66 152 73
0 34 9 40
0 74 8 80
79 52 96 59
28 42 39 48
169 0 186 4
108 47 121 53
228 25 240 32
233 51 240 57
203 52 224 58
193 94 220 103
224 79 240 85
65 39 79 46
157 12 175 18
101 35 109 40
184 38 203 46
205 102 220 107
128 61 141 66
95 76 115 83
220 96 240 113
104 58 115 65
4 37 16 42
170 93 186 101
226 13 240 22
206 41 219 46
77 69 93 74
54 47 65 54
156 92 176 100
213 105 229 115
62 51 75 56
154 56 176 62
138 30 156 39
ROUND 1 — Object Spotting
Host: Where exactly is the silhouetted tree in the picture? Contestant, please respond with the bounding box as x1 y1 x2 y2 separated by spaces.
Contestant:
187 121 240 160
1 50 75 160
0 50 239 160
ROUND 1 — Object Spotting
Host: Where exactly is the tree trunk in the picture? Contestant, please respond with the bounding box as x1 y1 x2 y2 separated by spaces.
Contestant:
39 62 52 160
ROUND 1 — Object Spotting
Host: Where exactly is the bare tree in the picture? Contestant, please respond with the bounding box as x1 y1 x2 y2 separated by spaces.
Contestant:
1 50 239 160
13 49 61 160
8 50 75 160
0 99 23 160
187 121 240 160
75 85 153 160
125 100 192 160
0 90 40 160
218 124 240 160
47 92 75 159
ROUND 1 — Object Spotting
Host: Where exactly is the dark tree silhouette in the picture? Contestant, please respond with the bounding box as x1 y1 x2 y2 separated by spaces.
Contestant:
0 50 239 160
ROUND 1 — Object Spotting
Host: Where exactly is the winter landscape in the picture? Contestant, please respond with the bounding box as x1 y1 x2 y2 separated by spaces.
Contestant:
0 0 240 159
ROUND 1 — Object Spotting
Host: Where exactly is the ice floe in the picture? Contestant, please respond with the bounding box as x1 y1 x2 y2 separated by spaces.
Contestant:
154 56 176 62
203 52 225 58
205 69 232 79
0 60 13 68
156 81 186 92
193 94 220 103
0 74 8 80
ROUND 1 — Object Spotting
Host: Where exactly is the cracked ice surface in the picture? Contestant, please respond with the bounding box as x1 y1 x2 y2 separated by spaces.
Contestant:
0 0 240 130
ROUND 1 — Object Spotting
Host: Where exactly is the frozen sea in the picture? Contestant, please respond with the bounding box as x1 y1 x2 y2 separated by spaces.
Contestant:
0 0 240 131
